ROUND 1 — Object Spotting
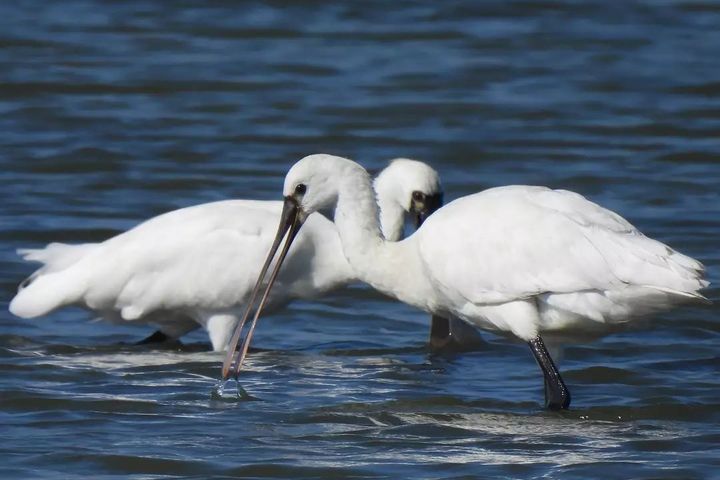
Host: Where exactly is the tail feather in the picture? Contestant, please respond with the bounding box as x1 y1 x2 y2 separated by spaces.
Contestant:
10 243 96 318
593 229 709 298
10 271 84 318
18 243 97 272
644 285 711 304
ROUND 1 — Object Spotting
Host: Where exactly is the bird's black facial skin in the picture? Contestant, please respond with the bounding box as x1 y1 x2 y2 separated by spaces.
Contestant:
411 191 444 228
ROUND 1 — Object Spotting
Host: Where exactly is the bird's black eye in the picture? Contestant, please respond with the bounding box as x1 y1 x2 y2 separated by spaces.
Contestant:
412 191 424 201
294 183 307 195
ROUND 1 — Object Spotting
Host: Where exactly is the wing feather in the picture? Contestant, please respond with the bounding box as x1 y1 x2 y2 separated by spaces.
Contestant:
418 186 707 306
11 200 330 319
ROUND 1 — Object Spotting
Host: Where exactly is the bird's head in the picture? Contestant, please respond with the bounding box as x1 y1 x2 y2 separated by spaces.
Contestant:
281 153 360 220
220 154 361 379
373 158 443 230
220 154 445 381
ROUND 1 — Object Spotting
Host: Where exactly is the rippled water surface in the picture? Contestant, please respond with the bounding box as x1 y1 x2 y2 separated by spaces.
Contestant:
2 1 719 478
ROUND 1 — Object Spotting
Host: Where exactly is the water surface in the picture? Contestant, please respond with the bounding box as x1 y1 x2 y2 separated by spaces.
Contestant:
1 1 719 478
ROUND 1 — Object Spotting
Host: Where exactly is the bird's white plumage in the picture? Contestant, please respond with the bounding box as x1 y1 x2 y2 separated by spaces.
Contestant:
416 185 707 338
373 158 441 241
280 155 708 342
9 160 445 350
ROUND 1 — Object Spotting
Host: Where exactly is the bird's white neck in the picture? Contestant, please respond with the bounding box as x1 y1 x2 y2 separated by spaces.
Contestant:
373 171 406 242
333 166 435 310
376 199 405 242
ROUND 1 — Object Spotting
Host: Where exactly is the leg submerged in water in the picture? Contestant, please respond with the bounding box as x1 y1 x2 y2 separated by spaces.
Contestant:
136 314 199 347
429 315 451 351
429 315 485 353
528 335 571 410
136 330 171 345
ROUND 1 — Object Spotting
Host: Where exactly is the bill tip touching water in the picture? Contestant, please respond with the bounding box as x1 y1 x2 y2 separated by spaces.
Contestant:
222 153 709 410
220 156 450 380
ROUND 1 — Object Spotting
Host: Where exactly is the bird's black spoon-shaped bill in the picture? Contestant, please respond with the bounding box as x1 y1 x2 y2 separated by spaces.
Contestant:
221 196 306 381
416 192 444 228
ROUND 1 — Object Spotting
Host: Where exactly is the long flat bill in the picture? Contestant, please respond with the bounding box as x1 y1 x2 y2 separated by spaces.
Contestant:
220 197 305 381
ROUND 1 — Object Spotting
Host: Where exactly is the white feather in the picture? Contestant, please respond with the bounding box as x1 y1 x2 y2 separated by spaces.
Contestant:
279 155 709 343
9 160 446 350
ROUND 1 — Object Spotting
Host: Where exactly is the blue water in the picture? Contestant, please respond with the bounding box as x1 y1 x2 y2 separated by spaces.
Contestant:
1 1 719 478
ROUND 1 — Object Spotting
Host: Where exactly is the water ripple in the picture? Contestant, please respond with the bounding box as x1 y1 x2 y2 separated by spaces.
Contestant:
1 0 719 478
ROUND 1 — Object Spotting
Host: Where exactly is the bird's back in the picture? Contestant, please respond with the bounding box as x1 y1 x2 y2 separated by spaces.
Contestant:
10 200 352 321
417 186 707 315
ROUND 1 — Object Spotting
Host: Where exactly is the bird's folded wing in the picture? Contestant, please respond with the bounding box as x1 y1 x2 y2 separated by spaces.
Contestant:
417 186 706 306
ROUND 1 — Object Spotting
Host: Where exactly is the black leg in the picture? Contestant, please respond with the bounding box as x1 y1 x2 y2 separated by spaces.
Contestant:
528 335 571 410
136 330 170 345
429 316 486 353
429 315 451 351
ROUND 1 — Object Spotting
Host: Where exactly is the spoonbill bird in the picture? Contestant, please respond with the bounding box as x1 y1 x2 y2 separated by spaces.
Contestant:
222 154 709 410
10 159 462 351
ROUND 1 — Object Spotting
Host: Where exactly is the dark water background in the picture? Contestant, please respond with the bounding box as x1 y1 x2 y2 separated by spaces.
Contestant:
1 1 719 478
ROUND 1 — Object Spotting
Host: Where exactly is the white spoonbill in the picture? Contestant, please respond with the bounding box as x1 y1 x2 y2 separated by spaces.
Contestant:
10 159 459 351
222 154 709 410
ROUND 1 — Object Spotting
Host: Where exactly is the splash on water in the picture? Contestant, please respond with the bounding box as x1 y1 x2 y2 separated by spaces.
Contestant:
211 378 255 402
